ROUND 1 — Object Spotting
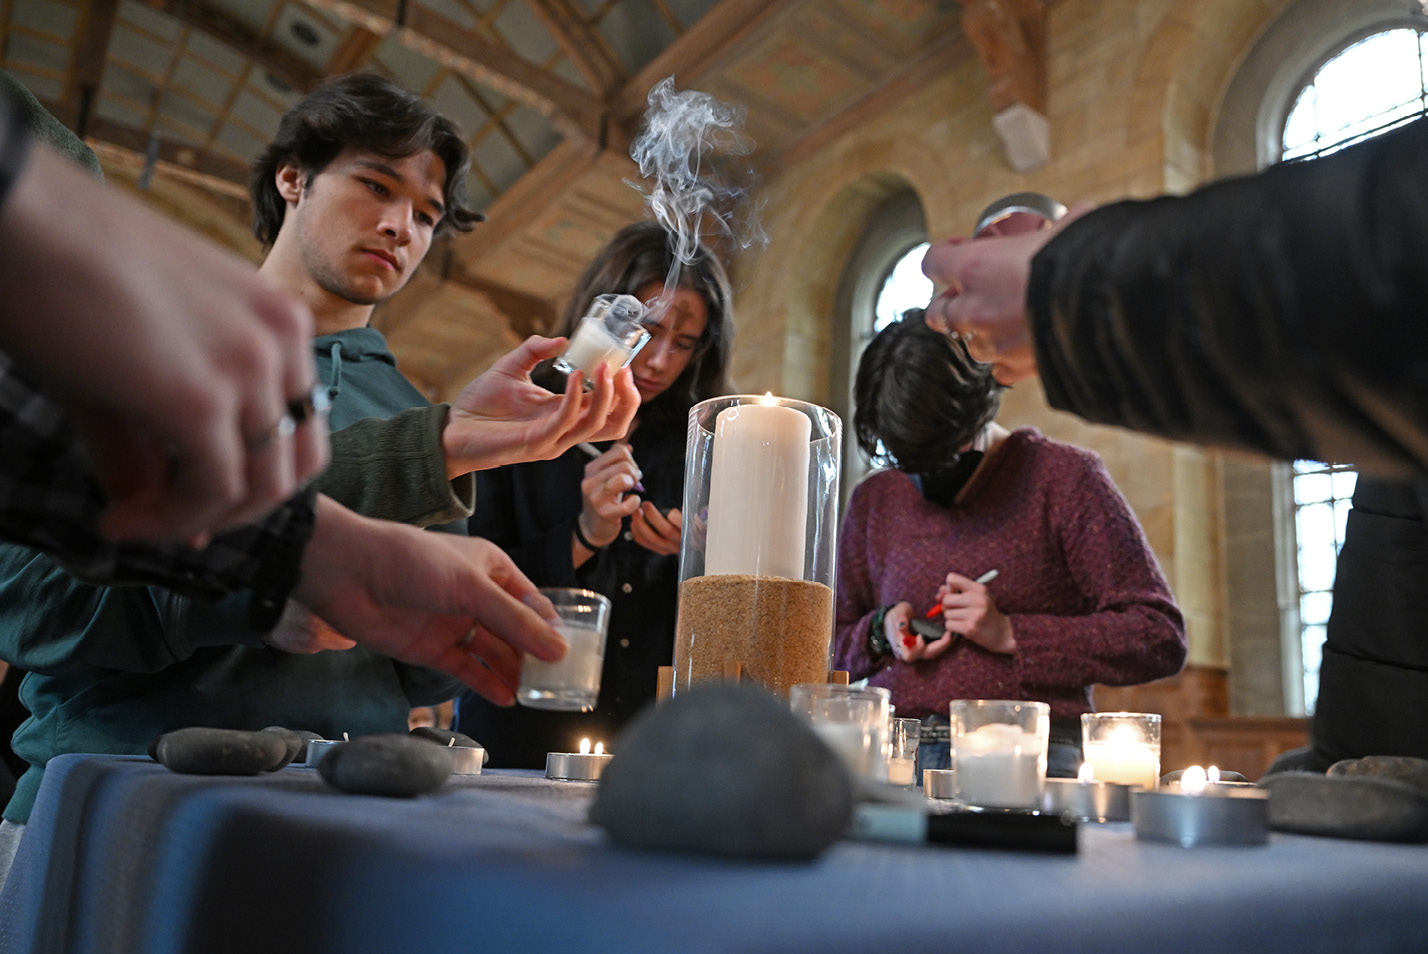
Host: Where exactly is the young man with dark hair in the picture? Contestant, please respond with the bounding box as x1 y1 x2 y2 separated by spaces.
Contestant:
0 74 636 866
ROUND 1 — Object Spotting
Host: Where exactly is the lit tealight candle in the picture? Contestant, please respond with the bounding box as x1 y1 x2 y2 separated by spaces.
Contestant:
1081 719 1160 789
1040 763 1133 822
545 737 614 782
1131 764 1269 847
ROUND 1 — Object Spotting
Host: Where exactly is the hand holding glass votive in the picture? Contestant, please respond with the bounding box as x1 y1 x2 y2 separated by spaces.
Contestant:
517 588 611 711
1081 711 1161 788
949 699 1049 810
790 683 891 782
553 293 649 386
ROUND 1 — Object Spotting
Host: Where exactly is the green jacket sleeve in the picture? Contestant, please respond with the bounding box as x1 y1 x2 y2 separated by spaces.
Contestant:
318 404 475 528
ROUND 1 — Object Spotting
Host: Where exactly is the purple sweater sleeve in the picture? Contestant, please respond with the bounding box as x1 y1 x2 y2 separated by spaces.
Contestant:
1007 451 1187 691
833 480 888 681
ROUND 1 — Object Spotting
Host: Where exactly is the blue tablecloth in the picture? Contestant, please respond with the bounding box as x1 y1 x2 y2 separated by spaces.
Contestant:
1 754 1425 954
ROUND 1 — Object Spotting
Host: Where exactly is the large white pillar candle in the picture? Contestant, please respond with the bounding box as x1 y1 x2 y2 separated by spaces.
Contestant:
704 397 811 579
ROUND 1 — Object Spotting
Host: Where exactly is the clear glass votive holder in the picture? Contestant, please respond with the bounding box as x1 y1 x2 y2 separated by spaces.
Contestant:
790 683 890 782
518 588 611 711
1081 712 1161 788
553 293 649 385
889 718 922 787
949 699 1049 810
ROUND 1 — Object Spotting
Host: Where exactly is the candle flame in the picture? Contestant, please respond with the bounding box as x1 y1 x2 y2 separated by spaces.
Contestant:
1207 765 1221 784
1077 762 1095 784
759 391 776 405
579 737 591 755
594 741 605 756
342 732 350 742
1181 765 1208 795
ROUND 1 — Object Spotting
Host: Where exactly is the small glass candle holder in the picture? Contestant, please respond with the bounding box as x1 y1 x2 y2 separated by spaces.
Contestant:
790 683 890 782
1081 712 1162 789
518 588 611 711
553 293 649 385
889 718 922 788
949 699 1049 810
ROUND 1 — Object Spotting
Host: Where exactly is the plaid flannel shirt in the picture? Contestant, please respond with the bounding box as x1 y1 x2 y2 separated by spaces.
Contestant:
0 352 313 628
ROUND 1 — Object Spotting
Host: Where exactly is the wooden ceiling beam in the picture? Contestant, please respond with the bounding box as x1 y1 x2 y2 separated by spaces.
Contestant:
57 0 119 134
51 101 253 198
325 25 384 75
138 0 322 93
301 0 605 145
613 0 797 120
526 0 624 96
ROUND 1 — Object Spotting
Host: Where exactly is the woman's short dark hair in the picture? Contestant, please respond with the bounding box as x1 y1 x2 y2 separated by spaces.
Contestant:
853 310 1003 472
250 72 482 246
559 221 734 426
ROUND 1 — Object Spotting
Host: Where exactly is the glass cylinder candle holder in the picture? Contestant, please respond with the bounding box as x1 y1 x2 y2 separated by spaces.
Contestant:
672 394 841 697
1081 711 1162 788
949 699 1049 810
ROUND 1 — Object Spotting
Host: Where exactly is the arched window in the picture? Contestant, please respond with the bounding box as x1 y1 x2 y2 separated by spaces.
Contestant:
1277 23 1427 711
832 191 929 494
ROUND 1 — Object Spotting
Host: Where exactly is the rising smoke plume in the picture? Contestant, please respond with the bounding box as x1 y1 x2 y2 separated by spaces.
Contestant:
628 77 766 312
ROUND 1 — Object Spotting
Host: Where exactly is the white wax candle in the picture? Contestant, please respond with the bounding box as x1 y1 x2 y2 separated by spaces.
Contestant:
1083 739 1160 788
704 400 811 578
563 318 631 378
954 723 1044 808
889 756 917 786
523 621 603 690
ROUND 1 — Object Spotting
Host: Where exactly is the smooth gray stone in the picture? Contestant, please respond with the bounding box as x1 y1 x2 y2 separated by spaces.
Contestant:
590 683 854 861
260 726 303 770
154 727 289 776
317 733 452 797
289 729 324 763
410 727 489 764
1327 756 1428 795
1261 771 1428 842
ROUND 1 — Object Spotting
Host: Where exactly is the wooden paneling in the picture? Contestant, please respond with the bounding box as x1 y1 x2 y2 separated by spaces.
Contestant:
1094 666 1307 781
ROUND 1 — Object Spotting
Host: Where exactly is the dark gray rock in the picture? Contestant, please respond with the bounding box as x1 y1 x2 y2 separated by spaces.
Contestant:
260 726 303 770
1261 771 1428 842
289 729 324 763
589 683 854 861
154 727 290 776
410 727 489 765
1327 756 1428 795
317 733 452 797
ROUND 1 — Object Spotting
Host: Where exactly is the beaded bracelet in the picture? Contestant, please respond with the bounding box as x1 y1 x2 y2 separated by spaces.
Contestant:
867 605 893 657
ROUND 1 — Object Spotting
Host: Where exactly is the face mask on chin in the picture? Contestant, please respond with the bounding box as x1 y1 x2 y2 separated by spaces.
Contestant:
911 450 985 508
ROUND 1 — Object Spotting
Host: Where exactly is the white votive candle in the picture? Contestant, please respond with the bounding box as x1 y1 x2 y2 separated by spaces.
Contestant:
954 723 1044 809
812 721 888 782
562 319 631 378
889 757 917 786
519 620 604 711
1083 739 1160 789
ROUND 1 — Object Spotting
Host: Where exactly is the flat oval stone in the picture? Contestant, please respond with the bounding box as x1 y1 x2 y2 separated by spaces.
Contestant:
1327 756 1428 795
590 682 854 860
259 727 303 770
155 727 290 776
289 729 324 763
317 733 452 797
1262 771 1428 842
410 727 489 764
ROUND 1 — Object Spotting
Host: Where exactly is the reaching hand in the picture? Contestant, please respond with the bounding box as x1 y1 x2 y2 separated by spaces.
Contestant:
935 571 1015 654
920 205 1091 385
0 144 327 545
443 336 640 477
293 496 568 705
263 602 357 654
887 601 957 663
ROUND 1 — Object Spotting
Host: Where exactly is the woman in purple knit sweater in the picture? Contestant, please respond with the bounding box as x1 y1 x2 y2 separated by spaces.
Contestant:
833 314 1187 777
